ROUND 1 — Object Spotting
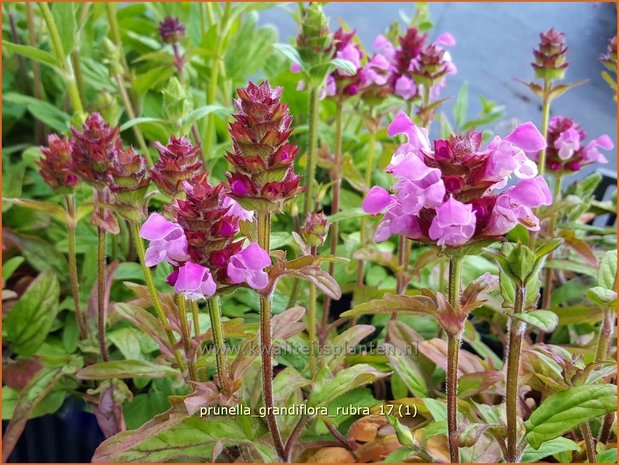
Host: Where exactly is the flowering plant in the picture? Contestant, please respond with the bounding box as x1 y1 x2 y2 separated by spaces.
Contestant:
2 3 616 465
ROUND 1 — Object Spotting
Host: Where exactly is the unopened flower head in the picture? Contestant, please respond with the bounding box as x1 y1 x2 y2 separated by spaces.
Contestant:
541 116 614 173
601 35 617 72
362 112 552 247
70 112 121 187
301 211 330 247
296 3 332 69
151 135 203 196
108 146 151 219
38 134 79 192
226 81 303 212
532 28 568 80
159 16 185 44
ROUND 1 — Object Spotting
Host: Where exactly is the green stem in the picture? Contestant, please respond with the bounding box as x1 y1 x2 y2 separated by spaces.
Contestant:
38 2 84 116
105 3 129 74
595 307 615 362
191 300 201 337
130 221 186 372
178 294 197 382
257 211 286 461
537 79 552 177
308 245 318 378
321 99 344 339
65 195 87 340
446 256 463 463
356 123 377 287
97 223 110 361
303 87 321 215
506 284 526 462
207 296 231 395
26 3 46 142
113 73 152 165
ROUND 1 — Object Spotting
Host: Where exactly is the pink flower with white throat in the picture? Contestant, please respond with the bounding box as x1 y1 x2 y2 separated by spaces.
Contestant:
139 213 190 266
173 262 217 300
429 196 476 246
227 242 271 290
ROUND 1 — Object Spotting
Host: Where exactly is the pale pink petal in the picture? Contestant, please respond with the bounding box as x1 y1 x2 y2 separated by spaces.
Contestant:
504 122 546 153
140 213 179 241
362 186 391 214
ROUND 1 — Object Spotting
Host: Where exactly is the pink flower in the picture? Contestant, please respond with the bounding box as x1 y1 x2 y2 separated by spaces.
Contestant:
485 176 552 235
227 243 271 290
336 43 362 76
554 127 581 160
504 121 547 154
359 54 391 87
429 196 476 246
387 112 431 154
139 213 190 266
582 135 613 164
173 262 216 300
362 186 392 214
394 76 417 100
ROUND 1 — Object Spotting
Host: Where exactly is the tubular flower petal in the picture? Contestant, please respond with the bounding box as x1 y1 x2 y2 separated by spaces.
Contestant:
140 213 190 266
173 262 216 300
227 243 271 290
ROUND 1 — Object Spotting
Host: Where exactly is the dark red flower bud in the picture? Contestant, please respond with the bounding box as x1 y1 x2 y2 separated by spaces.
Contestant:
532 28 568 80
226 81 304 212
159 16 185 44
38 134 79 192
70 112 121 187
151 135 203 196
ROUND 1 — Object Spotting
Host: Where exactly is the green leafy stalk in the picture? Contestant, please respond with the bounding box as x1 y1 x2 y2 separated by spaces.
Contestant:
130 221 186 373
303 87 321 214
207 296 231 395
308 255 318 379
177 294 197 382
356 122 377 287
104 3 129 74
65 194 87 340
97 222 109 361
257 211 286 461
191 300 201 337
446 255 462 463
506 284 526 462
38 2 84 117
26 3 45 142
321 98 344 335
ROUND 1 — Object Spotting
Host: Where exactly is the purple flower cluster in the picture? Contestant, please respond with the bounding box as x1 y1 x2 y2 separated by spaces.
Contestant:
359 28 456 101
538 116 614 173
362 113 552 247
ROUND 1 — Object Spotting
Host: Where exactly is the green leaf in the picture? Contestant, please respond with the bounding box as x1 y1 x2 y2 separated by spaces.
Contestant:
328 207 366 223
521 437 580 462
3 93 71 133
77 360 179 380
598 250 617 290
4 230 67 274
5 270 60 356
587 286 617 307
93 415 277 462
387 415 418 448
119 117 168 132
525 384 617 449
2 257 25 282
512 310 558 333
52 3 77 55
273 43 304 69
308 364 387 408
597 448 618 463
180 105 229 129
453 82 469 128
384 343 428 397
2 41 60 70
331 58 356 75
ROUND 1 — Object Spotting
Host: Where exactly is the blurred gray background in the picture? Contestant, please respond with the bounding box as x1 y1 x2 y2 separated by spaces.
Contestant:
261 2 617 175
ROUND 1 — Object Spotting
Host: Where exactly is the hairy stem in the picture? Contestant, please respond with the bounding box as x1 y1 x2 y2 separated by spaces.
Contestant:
284 416 310 462
97 224 109 361
207 296 231 395
308 282 318 379
321 99 344 336
130 221 186 372
581 422 596 463
38 2 84 116
303 87 321 214
257 211 286 461
446 256 463 463
113 73 152 165
65 195 87 340
104 3 129 74
595 307 615 362
191 300 201 337
506 285 526 462
178 294 197 382
537 79 552 177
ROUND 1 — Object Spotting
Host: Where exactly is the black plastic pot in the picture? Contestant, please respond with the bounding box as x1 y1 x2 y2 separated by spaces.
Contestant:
3 397 105 463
